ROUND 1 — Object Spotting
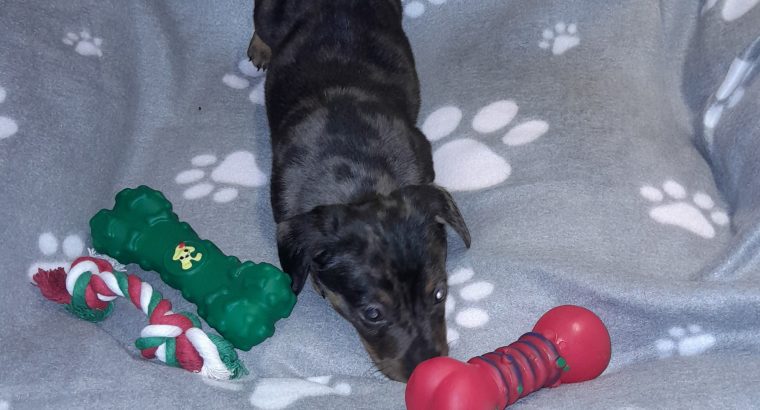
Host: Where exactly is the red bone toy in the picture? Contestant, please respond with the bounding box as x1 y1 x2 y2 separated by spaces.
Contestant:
406 305 611 410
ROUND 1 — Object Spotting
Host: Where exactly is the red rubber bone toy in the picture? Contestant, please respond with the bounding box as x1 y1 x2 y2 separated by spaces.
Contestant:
406 305 611 410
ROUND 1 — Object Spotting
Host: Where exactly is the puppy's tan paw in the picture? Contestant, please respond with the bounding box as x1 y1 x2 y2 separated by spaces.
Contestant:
248 33 272 71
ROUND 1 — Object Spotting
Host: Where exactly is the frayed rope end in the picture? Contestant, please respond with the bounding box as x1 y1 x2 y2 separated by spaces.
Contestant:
88 248 127 272
208 333 249 380
33 268 71 305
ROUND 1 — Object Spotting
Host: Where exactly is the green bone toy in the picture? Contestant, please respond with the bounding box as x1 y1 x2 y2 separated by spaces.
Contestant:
90 185 296 350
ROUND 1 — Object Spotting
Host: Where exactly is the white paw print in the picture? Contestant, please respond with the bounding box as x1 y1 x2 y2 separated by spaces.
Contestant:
655 325 716 358
0 86 19 140
27 232 85 281
640 180 729 239
402 0 448 18
222 58 265 105
445 267 494 345
176 151 268 203
249 376 351 410
703 0 760 21
539 22 580 55
422 100 549 192
62 30 103 57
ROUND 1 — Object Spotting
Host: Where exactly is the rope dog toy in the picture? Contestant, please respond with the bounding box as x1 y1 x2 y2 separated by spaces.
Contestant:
405 305 611 409
33 255 247 380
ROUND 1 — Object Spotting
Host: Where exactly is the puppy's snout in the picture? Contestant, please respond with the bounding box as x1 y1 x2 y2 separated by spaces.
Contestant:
400 338 449 381
369 335 448 382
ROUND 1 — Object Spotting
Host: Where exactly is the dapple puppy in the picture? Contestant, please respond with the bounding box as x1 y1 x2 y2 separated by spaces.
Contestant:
248 0 471 381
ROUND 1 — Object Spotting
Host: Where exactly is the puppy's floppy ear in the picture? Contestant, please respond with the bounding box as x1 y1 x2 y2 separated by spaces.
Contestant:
395 184 472 248
276 215 315 294
276 205 346 294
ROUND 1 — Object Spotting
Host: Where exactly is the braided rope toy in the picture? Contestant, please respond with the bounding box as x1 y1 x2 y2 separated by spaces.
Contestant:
33 255 248 380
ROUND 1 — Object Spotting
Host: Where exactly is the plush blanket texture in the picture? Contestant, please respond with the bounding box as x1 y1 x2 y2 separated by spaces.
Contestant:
2 0 760 408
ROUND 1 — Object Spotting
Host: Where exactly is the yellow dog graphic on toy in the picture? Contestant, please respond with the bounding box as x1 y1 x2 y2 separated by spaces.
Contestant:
172 242 202 270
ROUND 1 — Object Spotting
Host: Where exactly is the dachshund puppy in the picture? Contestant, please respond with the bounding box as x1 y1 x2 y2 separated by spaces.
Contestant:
249 0 470 381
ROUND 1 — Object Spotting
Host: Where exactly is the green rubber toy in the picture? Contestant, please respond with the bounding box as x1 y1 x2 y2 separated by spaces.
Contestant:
89 185 296 351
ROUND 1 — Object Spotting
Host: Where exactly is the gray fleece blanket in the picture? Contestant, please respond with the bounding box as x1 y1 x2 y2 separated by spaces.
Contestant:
2 0 760 408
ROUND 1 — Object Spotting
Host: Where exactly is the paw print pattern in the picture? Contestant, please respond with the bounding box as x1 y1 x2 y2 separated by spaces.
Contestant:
27 232 85 281
539 22 580 55
249 376 351 410
422 100 549 192
703 39 759 138
703 0 760 21
401 0 448 18
655 325 716 358
222 58 266 105
445 267 494 344
640 180 729 239
175 152 267 203
0 86 19 140
62 30 103 57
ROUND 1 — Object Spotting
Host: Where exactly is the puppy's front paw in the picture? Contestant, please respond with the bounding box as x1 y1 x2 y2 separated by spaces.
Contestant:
248 33 272 71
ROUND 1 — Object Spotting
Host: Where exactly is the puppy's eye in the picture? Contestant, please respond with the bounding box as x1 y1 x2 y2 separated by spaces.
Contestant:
312 250 330 270
362 306 384 323
434 287 446 304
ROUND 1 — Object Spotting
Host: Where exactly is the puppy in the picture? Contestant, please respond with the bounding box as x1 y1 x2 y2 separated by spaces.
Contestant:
249 0 470 381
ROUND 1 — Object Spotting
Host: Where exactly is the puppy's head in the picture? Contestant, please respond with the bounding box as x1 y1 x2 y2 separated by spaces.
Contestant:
277 184 470 381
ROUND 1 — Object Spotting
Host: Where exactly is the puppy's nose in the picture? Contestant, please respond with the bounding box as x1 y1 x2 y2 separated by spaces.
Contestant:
402 341 448 380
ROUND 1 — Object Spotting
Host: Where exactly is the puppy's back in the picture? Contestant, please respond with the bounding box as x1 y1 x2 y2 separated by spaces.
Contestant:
261 0 420 130
263 0 433 222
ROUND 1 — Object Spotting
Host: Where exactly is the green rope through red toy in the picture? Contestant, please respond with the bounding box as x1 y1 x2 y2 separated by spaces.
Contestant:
34 256 247 380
